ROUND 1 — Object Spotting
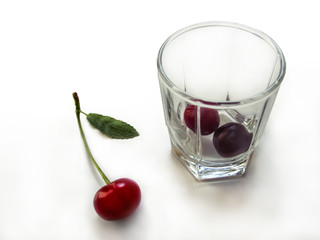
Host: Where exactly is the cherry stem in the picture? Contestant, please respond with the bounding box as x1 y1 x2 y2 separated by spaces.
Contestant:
72 92 110 185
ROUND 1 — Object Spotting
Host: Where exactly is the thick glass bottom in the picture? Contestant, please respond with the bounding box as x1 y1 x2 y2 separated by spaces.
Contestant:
171 144 252 181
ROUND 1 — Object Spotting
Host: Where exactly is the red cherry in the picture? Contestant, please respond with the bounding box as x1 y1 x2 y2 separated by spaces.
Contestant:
184 105 220 135
93 178 141 221
73 93 142 221
213 122 253 158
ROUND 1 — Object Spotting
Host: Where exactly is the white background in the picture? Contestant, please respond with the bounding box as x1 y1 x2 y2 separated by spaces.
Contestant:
1 0 320 239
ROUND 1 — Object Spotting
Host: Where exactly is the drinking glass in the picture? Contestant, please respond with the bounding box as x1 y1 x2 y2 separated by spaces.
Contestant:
157 22 286 180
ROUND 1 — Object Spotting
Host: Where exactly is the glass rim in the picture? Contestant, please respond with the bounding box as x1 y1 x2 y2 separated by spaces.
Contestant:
157 21 286 106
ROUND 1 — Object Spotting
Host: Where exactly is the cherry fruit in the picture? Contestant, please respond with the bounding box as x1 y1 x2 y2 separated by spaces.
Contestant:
94 178 141 220
73 92 141 221
184 105 220 135
213 122 253 158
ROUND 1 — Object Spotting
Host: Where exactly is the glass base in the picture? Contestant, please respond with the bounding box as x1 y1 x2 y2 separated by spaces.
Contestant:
171 144 252 181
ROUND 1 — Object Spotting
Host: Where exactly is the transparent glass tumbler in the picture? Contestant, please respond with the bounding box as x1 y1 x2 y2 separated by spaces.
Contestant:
157 22 286 180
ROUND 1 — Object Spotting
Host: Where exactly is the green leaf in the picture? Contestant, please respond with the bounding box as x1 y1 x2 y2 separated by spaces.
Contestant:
86 113 139 139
